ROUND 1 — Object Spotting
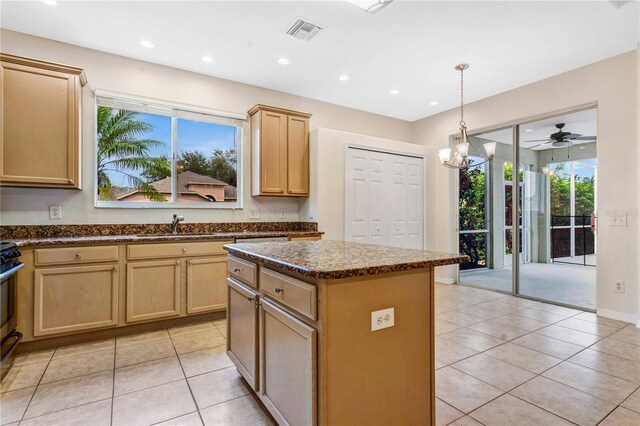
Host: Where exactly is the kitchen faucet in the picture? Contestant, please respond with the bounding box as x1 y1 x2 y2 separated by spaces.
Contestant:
171 214 184 235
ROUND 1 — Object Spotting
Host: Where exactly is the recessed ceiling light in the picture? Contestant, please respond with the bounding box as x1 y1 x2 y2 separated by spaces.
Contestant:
389 89 399 95
201 56 214 63
429 101 439 106
579 146 586 150
525 129 533 132
278 58 290 65
140 40 155 48
40 0 57 5
339 75 350 81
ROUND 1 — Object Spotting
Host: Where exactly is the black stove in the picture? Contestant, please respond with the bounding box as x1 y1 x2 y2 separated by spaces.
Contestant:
1 242 21 273
1 241 23 382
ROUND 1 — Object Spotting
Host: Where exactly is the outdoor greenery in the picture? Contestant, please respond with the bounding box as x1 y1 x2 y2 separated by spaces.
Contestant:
97 106 168 201
550 163 596 258
459 160 487 270
140 149 237 187
97 106 237 202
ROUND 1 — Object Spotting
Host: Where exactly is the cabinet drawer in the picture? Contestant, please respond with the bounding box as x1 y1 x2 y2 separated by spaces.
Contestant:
260 268 317 320
35 246 118 266
227 256 258 288
127 241 231 260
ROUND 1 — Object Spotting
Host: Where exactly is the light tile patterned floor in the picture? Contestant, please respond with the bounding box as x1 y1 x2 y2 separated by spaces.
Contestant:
434 283 640 426
1 284 639 425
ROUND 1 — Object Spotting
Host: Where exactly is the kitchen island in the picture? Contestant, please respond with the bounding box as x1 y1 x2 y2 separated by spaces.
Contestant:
224 240 467 426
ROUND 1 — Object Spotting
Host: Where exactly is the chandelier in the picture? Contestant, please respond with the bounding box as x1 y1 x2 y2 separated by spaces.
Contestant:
438 64 496 169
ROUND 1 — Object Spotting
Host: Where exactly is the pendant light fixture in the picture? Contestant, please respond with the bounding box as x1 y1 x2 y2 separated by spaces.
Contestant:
438 64 496 169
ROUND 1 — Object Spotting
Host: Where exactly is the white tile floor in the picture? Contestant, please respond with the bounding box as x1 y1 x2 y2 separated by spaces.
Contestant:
1 283 639 426
0 320 274 426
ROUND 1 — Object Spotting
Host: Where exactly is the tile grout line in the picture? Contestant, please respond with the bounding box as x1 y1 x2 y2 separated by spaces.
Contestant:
110 335 118 426
170 322 209 426
17 345 58 423
437 287 638 426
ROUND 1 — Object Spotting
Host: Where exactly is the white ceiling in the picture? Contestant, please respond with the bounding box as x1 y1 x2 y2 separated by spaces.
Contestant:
473 108 597 151
1 1 638 121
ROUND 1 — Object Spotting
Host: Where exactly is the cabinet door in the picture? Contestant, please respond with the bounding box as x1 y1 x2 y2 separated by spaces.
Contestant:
227 277 259 391
1 58 82 188
186 257 227 314
260 111 288 194
259 299 317 426
126 260 181 322
34 265 118 336
287 115 310 196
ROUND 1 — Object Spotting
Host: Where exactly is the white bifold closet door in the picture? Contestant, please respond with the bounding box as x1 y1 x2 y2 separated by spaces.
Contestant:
345 147 424 249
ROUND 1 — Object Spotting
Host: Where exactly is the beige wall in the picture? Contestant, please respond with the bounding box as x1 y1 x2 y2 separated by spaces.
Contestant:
0 30 411 225
412 49 639 323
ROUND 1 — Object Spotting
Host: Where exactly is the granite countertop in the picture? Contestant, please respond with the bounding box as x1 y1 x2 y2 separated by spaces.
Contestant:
6 231 322 247
224 240 469 279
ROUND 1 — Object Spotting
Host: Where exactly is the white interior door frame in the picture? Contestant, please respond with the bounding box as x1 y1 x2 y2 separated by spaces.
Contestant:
344 144 427 249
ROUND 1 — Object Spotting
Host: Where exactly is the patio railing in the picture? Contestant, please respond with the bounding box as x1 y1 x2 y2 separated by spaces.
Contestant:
550 214 596 267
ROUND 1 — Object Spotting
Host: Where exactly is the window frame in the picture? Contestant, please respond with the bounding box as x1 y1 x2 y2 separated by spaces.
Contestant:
93 91 245 209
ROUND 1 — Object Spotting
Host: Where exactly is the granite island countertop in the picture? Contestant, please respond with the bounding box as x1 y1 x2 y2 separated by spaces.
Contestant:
224 239 469 279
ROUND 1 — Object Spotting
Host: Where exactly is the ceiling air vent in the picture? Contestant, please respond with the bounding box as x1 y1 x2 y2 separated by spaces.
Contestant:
287 18 323 41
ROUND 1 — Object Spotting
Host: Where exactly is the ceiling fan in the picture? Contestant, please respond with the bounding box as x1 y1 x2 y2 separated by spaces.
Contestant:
523 123 597 149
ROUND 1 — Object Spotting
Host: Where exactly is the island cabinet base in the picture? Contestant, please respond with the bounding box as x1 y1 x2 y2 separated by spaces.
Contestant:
226 257 435 426
318 268 435 426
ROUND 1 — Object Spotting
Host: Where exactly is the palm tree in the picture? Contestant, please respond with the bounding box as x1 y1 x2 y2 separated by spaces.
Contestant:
96 106 170 201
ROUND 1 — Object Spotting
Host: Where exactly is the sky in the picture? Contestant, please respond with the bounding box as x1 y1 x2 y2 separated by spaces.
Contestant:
103 110 237 188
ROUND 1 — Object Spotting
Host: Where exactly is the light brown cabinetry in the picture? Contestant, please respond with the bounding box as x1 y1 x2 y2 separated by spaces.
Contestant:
226 277 259 391
249 104 311 197
259 299 317 426
125 240 232 323
34 264 118 336
186 257 227 314
227 261 318 426
126 260 181 322
0 53 86 189
289 236 321 242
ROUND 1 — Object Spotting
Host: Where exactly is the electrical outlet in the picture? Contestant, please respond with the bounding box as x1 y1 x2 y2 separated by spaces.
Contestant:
250 209 260 219
615 280 625 293
371 307 395 331
49 205 62 219
280 209 286 218
611 213 627 227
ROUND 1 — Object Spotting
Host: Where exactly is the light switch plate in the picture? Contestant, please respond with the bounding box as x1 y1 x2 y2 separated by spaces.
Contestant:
371 307 395 331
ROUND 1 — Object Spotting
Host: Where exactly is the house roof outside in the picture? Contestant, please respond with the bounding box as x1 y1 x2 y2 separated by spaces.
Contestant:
117 171 235 201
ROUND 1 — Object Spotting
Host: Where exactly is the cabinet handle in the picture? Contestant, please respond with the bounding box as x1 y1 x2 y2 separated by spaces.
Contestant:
113 266 117 271
275 287 284 294
233 268 241 273
75 253 81 259
247 296 255 302
176 261 180 265
182 248 187 253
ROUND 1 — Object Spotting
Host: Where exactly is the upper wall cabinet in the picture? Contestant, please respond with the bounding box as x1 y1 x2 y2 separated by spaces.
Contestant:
249 104 311 197
0 53 86 189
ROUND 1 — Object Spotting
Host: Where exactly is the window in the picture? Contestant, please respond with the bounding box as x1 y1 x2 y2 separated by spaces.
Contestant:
95 93 244 208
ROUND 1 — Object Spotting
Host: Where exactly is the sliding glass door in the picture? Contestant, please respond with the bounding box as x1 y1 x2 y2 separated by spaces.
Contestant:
457 107 597 310
515 108 597 310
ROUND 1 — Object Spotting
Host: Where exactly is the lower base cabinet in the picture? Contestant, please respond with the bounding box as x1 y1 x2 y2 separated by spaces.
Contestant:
227 277 259 391
259 299 317 426
228 272 317 426
126 260 181 322
186 257 227 314
34 264 119 336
